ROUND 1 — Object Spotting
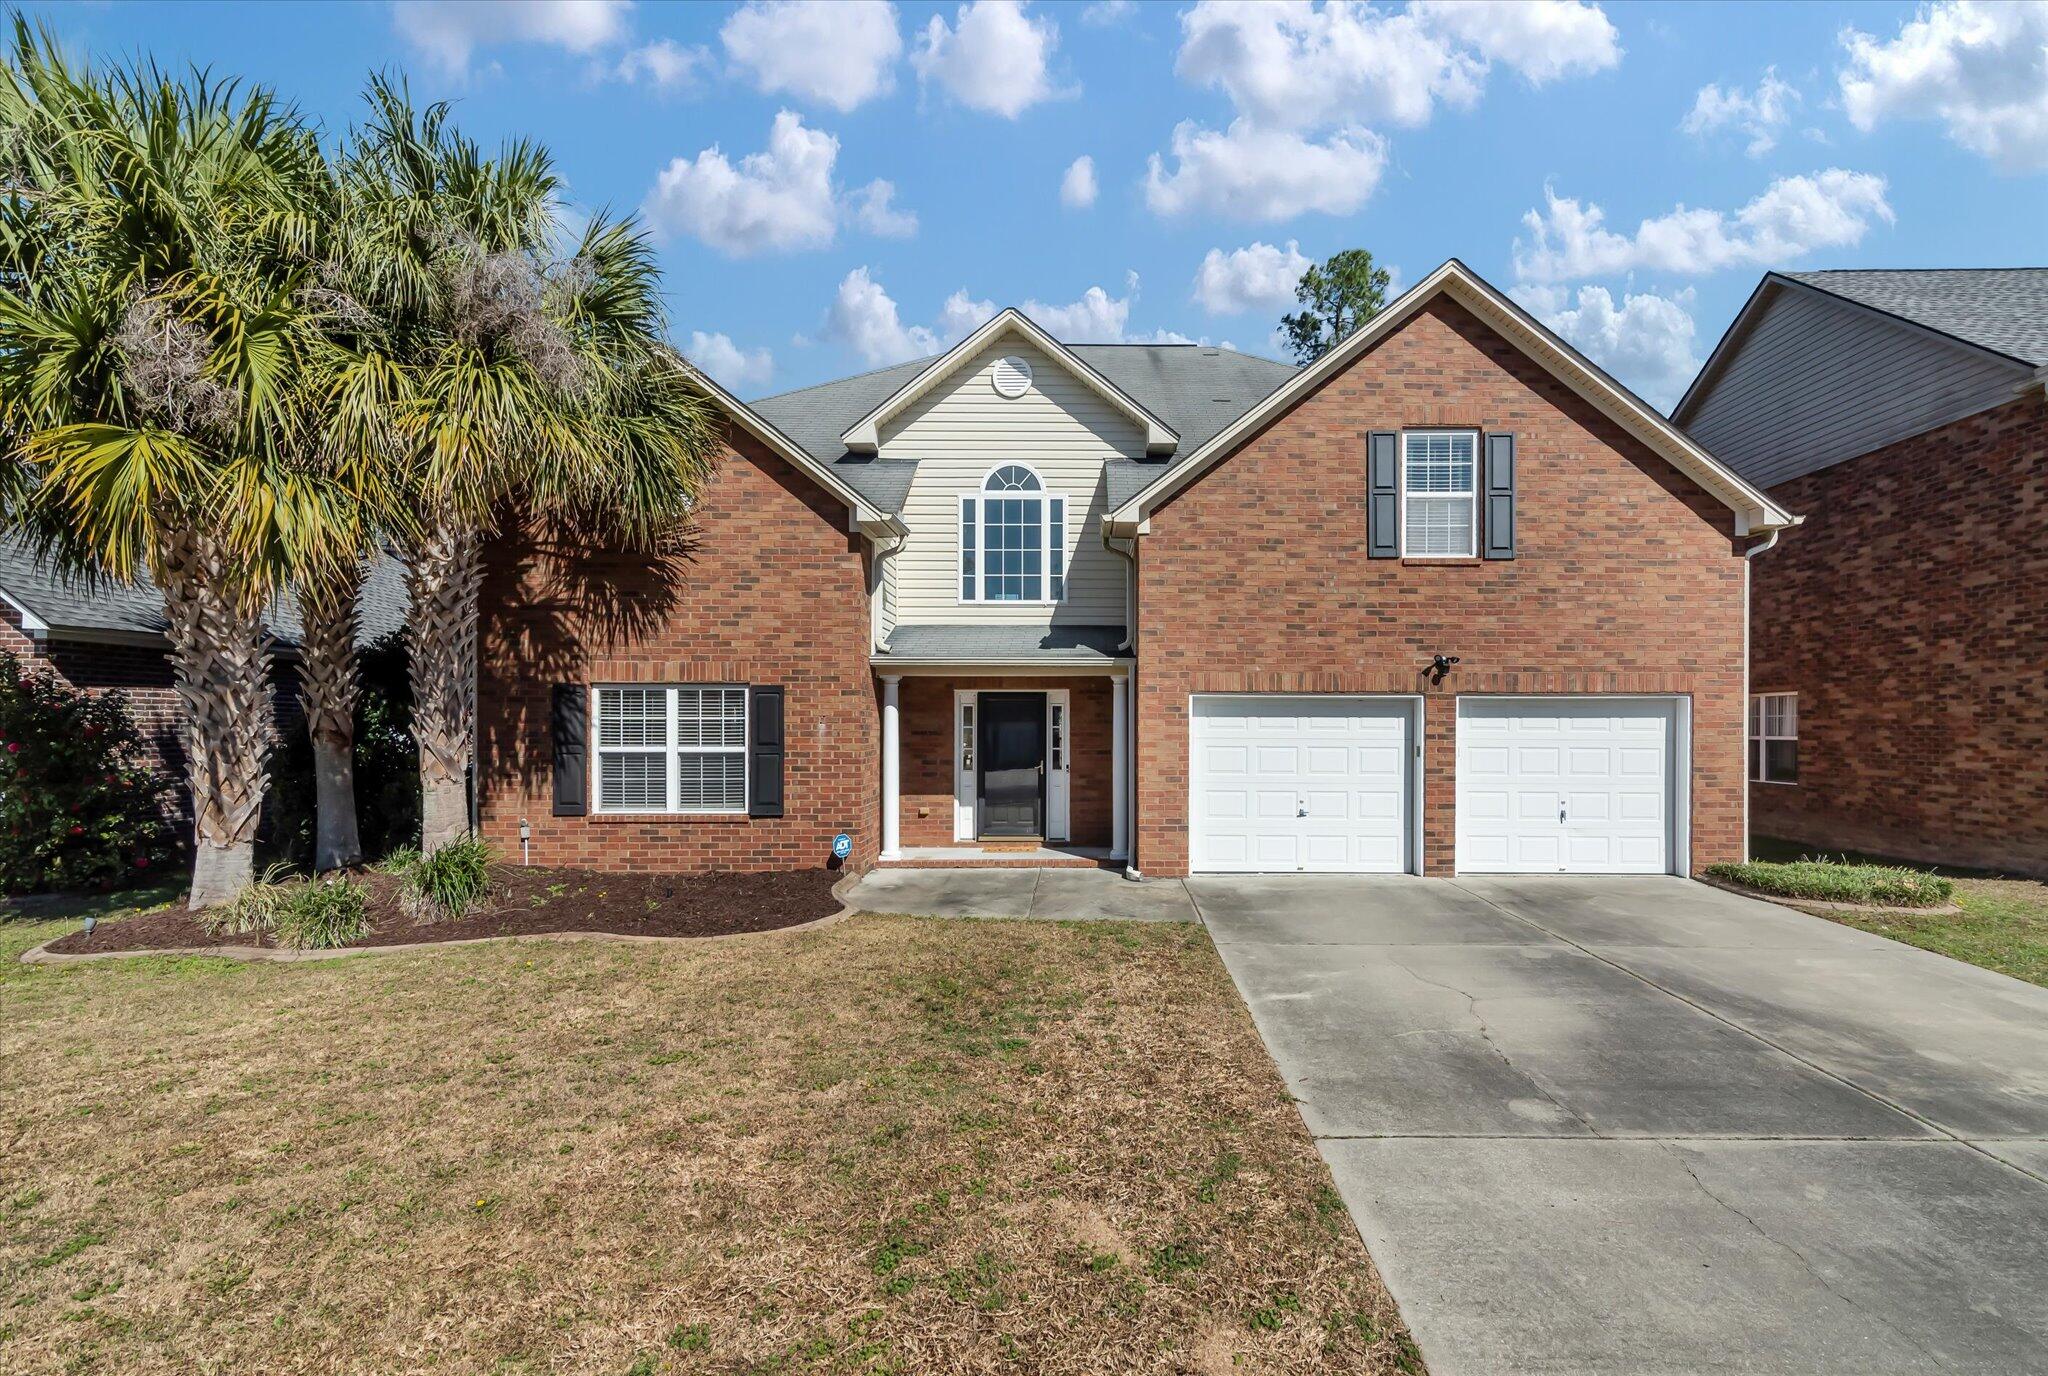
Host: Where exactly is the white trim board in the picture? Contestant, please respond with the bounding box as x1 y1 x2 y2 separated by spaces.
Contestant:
1108 258 1798 538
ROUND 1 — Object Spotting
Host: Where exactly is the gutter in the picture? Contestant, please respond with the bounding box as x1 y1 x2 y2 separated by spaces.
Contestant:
1101 529 1138 651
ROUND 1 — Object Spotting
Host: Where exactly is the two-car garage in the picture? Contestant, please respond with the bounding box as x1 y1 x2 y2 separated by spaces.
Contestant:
1189 695 1685 876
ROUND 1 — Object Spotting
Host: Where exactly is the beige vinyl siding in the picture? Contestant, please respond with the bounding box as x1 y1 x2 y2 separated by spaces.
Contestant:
884 338 1138 626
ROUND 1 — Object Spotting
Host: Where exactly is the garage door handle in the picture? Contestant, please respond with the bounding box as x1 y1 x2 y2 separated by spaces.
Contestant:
1559 804 1567 824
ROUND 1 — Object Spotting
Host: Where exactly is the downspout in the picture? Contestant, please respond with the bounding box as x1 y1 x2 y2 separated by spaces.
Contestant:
1739 522 1788 871
870 530 906 653
1103 527 1141 879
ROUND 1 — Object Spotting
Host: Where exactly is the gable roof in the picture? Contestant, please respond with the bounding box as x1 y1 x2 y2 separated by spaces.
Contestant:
1782 269 2048 366
836 308 1181 456
750 343 1296 515
0 534 410 647
1109 258 1799 537
678 358 905 533
1673 269 2048 426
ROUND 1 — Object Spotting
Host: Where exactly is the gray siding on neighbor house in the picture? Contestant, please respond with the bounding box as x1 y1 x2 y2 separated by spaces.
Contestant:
1682 284 2032 489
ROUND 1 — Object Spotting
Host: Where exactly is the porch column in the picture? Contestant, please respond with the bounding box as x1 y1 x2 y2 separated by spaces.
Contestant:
880 675 902 861
1111 674 1129 860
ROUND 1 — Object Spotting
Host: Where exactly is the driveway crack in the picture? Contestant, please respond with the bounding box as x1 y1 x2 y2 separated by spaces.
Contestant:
1659 1142 1953 1371
1383 957 1604 1139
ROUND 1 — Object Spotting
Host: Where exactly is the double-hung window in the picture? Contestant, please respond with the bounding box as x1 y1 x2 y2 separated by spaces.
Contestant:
1749 693 1798 784
1401 430 1478 557
594 685 748 813
960 463 1066 602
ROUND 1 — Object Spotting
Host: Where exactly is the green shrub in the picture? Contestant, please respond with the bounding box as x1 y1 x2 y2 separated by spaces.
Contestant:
399 837 493 923
201 863 296 938
1706 859 1952 908
273 877 372 950
0 652 178 895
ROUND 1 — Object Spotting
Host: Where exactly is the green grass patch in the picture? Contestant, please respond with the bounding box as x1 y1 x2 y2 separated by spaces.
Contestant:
1706 859 1952 907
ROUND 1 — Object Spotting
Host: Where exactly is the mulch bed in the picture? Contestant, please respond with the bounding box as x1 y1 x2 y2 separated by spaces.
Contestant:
41 865 844 956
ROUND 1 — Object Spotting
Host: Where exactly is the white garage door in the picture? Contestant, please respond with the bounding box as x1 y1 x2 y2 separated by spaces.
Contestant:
1191 696 1415 873
1456 698 1679 875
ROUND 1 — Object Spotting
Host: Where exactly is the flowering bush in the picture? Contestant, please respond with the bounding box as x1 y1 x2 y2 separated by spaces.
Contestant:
0 652 179 894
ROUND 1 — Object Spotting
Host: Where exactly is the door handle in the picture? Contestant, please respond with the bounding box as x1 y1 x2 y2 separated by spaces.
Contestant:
1559 804 1567 824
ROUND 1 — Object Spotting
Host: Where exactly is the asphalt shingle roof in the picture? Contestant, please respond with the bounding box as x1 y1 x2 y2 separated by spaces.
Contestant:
0 534 410 647
1784 269 2048 366
879 623 1129 663
749 344 1299 513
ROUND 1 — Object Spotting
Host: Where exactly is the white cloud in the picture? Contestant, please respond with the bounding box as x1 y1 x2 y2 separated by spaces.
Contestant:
851 179 919 237
643 112 918 256
1519 284 1700 412
643 111 839 255
1839 0 2048 173
1144 120 1389 221
1174 0 1617 133
392 0 631 76
1408 0 1622 85
828 268 944 365
1081 0 1136 26
686 331 775 391
721 0 903 112
1511 171 1895 282
1192 239 1314 315
1682 68 1797 157
911 0 1065 118
826 270 1205 365
616 38 710 90
1059 155 1098 209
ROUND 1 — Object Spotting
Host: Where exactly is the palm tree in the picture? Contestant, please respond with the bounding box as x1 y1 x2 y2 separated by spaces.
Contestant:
340 81 716 852
0 23 362 907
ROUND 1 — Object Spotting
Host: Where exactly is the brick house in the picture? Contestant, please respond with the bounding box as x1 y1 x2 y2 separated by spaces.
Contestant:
0 536 408 801
478 259 1796 879
1675 268 2048 875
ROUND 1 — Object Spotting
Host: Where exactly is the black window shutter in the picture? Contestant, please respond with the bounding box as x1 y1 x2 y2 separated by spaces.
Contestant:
1483 433 1516 560
1368 431 1399 559
748 685 785 818
551 684 588 817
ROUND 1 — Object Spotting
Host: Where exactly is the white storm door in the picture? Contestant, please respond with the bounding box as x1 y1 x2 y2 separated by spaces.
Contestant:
1456 698 1676 874
1190 696 1414 874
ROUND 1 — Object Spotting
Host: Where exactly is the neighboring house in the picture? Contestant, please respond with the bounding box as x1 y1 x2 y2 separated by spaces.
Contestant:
1675 268 2048 874
478 259 1795 879
0 536 410 795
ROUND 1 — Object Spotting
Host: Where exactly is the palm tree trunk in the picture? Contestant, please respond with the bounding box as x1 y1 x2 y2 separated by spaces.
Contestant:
158 527 275 910
299 559 364 871
405 523 481 854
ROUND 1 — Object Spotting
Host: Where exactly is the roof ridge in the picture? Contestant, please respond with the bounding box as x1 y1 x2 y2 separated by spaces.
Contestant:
1790 266 2048 275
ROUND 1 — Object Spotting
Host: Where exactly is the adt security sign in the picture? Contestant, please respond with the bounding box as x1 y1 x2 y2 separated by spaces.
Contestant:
832 833 852 860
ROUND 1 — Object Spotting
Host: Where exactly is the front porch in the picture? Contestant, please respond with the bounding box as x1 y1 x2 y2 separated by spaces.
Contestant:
879 843 1118 869
873 657 1132 868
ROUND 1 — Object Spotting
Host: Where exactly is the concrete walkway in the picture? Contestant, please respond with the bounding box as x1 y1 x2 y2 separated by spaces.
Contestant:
1194 874 2048 1375
848 866 1199 922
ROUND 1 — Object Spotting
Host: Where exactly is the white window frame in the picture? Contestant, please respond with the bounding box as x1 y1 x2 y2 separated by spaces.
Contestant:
592 684 749 815
958 463 1065 604
1749 692 1798 786
1399 429 1479 559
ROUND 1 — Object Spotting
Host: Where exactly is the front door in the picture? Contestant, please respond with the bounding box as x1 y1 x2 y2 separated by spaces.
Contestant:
977 692 1046 839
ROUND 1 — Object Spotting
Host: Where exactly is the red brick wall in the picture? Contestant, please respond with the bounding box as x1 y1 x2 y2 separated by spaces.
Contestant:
1 613 189 797
1134 296 1749 877
1750 391 2048 874
476 423 879 873
896 675 1114 847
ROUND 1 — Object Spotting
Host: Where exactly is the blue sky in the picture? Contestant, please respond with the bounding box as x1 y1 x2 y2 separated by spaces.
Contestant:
30 1 2048 407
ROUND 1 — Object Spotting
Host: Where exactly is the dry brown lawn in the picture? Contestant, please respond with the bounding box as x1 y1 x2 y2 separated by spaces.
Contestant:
0 904 1420 1375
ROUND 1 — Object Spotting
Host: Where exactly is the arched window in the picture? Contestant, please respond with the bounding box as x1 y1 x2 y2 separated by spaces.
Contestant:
960 464 1065 603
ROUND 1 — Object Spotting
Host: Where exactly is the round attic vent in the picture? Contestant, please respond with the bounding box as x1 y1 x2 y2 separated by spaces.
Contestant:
991 355 1032 398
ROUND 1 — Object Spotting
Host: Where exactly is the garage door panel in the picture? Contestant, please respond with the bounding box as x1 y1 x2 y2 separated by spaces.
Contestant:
1192 696 1414 874
1458 698 1676 876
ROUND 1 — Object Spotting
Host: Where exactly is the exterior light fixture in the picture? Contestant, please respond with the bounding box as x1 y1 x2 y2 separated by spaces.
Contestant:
1429 654 1461 686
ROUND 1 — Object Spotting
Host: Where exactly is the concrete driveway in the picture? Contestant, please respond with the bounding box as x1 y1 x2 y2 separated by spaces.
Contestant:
1192 874 2048 1376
